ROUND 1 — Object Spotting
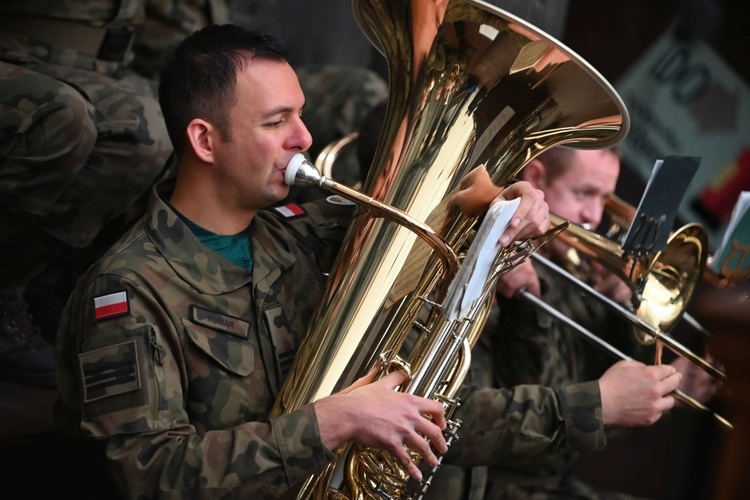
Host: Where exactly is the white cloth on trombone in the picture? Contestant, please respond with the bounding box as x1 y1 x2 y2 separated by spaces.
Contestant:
444 198 520 320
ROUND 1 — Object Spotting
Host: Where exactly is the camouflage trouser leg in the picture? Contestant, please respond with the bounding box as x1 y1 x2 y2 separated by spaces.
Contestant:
0 61 97 232
0 59 172 248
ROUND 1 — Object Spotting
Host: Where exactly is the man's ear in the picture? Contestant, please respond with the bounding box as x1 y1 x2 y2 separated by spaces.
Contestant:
521 158 547 189
186 118 216 164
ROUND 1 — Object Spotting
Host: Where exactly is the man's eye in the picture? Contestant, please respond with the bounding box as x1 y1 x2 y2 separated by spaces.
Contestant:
266 119 284 128
573 190 587 199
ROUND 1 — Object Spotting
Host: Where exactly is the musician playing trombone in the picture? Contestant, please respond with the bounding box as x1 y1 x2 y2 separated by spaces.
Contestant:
53 24 552 500
430 146 719 499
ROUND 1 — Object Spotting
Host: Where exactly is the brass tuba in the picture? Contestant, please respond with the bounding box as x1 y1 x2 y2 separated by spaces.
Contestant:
271 0 629 497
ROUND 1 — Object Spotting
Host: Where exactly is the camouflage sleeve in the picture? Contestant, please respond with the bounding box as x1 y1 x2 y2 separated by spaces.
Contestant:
493 293 550 385
492 264 595 388
56 270 333 499
443 380 605 467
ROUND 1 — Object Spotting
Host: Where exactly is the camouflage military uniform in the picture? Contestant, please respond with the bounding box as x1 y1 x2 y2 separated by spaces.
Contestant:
54 180 354 499
131 0 229 86
426 260 647 500
0 0 172 249
0 0 172 386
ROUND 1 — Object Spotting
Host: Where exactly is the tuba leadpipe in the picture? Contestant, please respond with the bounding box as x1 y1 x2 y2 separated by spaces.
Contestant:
272 0 630 497
285 154 462 277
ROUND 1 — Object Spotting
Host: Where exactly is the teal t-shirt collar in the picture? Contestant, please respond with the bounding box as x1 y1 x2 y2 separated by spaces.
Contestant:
163 196 254 271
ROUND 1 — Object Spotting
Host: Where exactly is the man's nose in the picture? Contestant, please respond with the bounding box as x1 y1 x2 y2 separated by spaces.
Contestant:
581 199 604 229
289 117 313 151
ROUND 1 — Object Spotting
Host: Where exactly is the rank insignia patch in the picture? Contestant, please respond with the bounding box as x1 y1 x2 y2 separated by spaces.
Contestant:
79 339 140 402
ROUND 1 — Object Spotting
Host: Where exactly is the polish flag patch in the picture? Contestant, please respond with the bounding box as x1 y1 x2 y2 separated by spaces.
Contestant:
94 291 130 320
274 203 305 218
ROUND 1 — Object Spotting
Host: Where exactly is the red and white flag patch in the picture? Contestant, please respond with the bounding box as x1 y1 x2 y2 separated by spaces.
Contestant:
274 203 305 218
94 291 130 320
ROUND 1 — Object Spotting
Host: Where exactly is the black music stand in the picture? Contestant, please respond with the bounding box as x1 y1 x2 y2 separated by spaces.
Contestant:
621 155 701 259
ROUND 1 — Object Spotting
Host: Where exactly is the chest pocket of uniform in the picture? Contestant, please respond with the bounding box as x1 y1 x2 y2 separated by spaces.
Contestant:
181 318 255 377
262 303 297 381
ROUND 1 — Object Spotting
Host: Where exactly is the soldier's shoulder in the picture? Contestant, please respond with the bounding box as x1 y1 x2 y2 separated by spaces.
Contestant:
261 196 354 238
82 220 160 282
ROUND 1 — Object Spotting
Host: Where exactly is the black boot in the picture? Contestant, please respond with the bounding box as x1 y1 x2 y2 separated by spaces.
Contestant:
0 296 56 388
1 211 72 340
0 212 68 387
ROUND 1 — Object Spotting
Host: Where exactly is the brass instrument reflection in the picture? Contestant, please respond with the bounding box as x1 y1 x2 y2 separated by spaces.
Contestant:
530 212 732 428
273 0 631 497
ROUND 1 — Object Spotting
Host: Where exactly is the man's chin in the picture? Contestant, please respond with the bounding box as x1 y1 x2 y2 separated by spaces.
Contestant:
269 184 291 204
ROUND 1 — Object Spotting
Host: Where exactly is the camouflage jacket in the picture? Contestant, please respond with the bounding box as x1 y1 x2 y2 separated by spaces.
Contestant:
0 0 145 73
54 181 354 499
0 0 144 26
132 0 229 80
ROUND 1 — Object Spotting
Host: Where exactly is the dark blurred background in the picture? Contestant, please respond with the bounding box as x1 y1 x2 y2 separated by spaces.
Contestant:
2 1 747 499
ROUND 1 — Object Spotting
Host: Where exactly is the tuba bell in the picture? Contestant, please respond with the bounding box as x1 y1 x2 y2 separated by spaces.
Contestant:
271 0 629 498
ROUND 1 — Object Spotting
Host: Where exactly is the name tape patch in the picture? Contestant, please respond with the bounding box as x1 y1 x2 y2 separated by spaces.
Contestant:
190 305 250 338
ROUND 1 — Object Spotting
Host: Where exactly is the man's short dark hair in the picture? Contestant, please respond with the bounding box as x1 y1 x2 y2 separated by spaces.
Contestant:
159 24 289 154
537 145 621 182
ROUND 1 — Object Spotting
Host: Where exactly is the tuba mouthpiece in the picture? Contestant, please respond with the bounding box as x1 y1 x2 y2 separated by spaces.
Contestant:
285 153 324 187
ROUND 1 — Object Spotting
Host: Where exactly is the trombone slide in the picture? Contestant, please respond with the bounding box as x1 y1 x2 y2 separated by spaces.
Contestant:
531 253 726 381
517 288 733 429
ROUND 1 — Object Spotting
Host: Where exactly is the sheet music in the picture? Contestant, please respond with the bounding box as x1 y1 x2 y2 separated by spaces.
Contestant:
711 191 750 274
444 198 520 319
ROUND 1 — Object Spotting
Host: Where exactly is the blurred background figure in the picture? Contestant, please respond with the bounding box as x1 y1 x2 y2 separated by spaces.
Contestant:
0 0 173 388
470 146 720 499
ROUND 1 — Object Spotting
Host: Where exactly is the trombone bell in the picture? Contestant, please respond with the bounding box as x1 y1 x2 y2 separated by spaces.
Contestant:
532 211 727 389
